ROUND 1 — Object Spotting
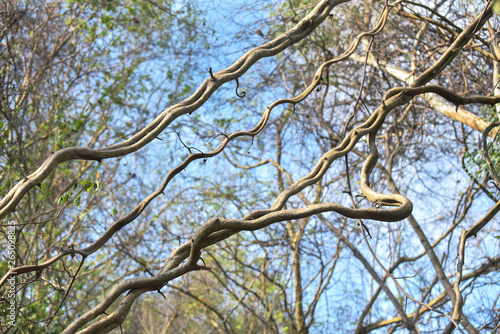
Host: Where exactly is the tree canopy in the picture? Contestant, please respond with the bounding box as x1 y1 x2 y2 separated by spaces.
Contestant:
1 0 500 333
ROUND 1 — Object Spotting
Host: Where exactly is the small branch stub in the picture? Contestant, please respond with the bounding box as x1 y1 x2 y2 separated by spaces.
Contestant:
209 67 216 81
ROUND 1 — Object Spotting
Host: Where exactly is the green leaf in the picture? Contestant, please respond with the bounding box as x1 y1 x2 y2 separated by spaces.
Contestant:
74 194 81 208
57 193 69 205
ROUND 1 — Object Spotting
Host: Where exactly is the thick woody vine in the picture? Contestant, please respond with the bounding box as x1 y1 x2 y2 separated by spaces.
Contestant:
1 1 499 333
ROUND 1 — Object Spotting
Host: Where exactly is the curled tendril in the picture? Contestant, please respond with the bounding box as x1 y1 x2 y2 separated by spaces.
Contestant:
168 131 205 156
489 180 500 192
235 78 246 98
246 136 254 154
316 80 328 92
204 132 228 147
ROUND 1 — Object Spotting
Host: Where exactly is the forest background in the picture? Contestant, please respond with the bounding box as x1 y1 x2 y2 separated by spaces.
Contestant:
0 0 500 333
